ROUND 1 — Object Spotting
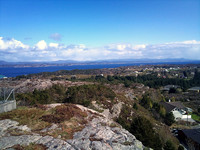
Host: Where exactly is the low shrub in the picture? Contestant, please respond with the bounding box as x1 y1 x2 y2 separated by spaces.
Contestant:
41 104 87 123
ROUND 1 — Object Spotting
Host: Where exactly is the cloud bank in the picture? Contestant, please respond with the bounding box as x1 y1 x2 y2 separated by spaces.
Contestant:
0 36 200 62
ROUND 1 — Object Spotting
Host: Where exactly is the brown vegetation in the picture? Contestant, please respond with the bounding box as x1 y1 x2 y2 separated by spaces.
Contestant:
0 107 50 130
0 104 88 140
41 104 87 123
11 144 47 150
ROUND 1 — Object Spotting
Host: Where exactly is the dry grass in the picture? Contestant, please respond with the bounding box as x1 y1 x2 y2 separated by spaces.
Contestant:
171 122 191 129
0 104 88 140
109 122 119 128
0 106 50 130
40 104 88 140
8 128 32 136
55 118 85 139
0 104 88 137
158 125 179 148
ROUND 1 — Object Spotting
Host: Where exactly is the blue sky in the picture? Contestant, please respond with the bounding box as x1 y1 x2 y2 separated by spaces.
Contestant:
0 0 200 61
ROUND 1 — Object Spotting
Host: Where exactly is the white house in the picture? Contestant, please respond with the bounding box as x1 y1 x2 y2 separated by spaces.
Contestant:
160 101 193 122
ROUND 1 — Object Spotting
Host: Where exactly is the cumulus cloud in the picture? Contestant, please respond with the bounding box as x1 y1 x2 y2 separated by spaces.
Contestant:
132 44 146 50
0 37 29 50
106 44 146 51
49 33 62 41
49 43 59 48
0 37 200 62
35 40 47 50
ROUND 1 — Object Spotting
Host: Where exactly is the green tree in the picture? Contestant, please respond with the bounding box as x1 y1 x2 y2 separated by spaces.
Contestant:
65 84 116 106
164 140 175 150
169 88 176 94
198 108 200 113
159 106 166 117
107 75 114 81
171 97 176 102
178 145 184 150
124 80 131 87
140 95 153 109
116 105 132 130
183 71 188 78
133 103 138 110
165 112 175 126
130 117 162 150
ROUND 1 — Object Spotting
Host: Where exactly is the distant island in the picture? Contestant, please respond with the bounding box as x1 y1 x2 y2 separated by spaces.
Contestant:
0 58 200 68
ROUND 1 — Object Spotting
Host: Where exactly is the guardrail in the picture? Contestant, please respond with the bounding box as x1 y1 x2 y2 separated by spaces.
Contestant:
0 88 16 113
0 100 16 113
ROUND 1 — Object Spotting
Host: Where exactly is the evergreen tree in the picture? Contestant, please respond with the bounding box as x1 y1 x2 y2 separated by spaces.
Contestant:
130 117 162 150
133 103 138 110
165 112 175 126
164 140 175 150
178 145 184 150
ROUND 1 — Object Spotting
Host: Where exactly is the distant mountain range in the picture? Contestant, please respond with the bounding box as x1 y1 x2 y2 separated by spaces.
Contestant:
0 58 200 68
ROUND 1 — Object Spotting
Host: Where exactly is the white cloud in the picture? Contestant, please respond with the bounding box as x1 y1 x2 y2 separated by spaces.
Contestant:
132 44 146 50
167 40 200 45
49 43 59 48
35 40 47 50
0 37 200 62
116 44 127 50
79 44 86 49
0 37 29 50
107 44 129 51
107 44 146 51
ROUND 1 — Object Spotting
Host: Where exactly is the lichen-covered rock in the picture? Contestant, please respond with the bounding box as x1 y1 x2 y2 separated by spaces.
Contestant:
0 135 42 149
66 111 144 150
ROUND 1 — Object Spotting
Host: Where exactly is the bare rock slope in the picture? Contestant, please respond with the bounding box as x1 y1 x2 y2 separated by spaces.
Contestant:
0 104 144 150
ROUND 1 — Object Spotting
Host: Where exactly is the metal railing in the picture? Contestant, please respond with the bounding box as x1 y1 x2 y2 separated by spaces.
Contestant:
0 87 15 104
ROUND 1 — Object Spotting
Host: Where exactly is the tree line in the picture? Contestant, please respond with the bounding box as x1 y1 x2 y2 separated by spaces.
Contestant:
16 84 116 107
78 70 200 90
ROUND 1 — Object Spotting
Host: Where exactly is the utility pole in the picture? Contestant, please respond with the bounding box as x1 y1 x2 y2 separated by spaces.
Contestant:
13 89 15 100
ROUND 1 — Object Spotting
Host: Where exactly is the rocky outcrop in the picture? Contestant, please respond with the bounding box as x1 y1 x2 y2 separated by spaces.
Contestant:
101 102 123 120
68 117 144 150
0 105 145 150
0 79 91 93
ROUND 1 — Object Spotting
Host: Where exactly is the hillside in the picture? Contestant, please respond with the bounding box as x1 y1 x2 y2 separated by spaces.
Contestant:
1 64 200 149
0 104 144 150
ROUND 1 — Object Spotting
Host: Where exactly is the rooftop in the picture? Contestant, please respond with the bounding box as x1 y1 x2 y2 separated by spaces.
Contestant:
160 101 176 113
163 85 180 91
188 87 200 91
168 102 185 109
159 101 185 113
182 128 200 144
